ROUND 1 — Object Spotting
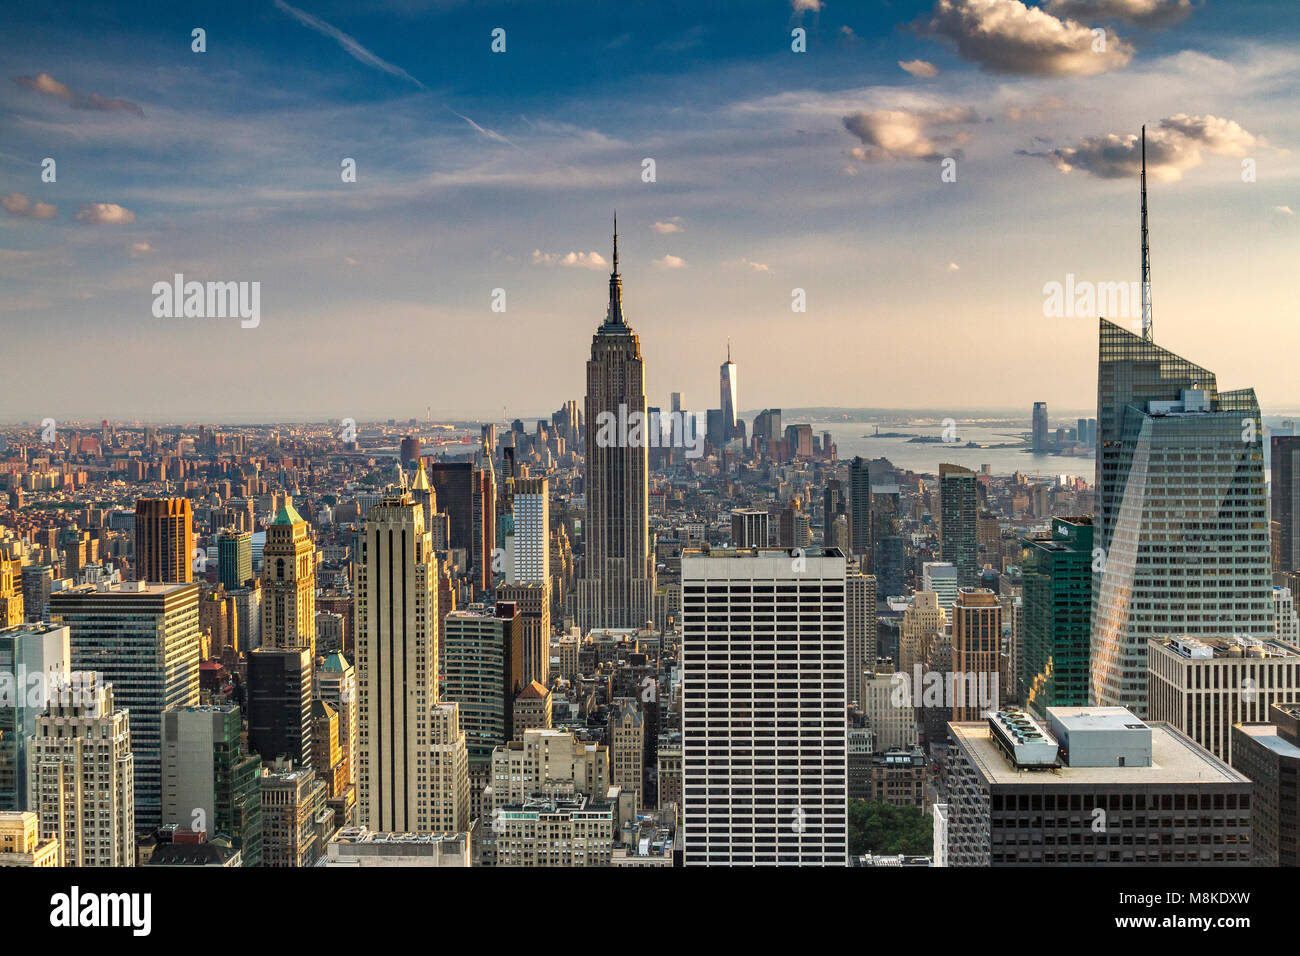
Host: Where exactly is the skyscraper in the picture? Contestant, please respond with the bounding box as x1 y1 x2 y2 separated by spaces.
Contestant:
1091 319 1271 715
1032 401 1049 453
950 588 1001 721
681 547 848 866
578 219 655 630
509 476 550 585
51 581 201 829
1020 517 1093 710
161 704 263 866
28 673 134 866
849 457 871 558
218 529 253 591
247 647 313 768
0 623 70 811
1272 435 1300 574
260 503 317 657
939 464 978 588
720 341 738 439
355 491 438 833
134 497 193 584
441 603 524 769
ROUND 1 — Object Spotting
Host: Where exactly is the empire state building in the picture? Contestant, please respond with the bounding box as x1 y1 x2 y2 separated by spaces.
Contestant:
578 219 655 629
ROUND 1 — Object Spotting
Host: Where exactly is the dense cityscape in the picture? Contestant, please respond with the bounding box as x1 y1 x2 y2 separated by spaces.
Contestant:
2 0 1297 937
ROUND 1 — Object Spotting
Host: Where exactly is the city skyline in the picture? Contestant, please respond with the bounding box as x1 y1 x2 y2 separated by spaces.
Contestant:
2 0 1298 422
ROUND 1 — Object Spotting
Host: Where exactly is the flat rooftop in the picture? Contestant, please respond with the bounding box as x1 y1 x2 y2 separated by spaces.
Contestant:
1236 723 1300 759
950 721 1248 786
1154 635 1300 659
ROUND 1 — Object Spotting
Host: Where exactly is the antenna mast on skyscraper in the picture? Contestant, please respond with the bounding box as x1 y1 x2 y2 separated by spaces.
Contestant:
1140 125 1153 341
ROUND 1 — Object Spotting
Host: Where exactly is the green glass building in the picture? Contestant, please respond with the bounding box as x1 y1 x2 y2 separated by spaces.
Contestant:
1020 518 1093 711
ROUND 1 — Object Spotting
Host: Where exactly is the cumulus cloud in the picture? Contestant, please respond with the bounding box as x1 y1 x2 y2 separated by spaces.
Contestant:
842 105 979 162
13 73 144 116
1275 205 1294 216
914 0 1134 76
792 0 824 11
947 262 961 270
1028 114 1264 180
739 258 771 272
76 203 135 225
531 249 607 269
653 254 687 269
899 59 940 78
1 192 57 220
1044 0 1192 27
129 241 153 257
651 219 683 234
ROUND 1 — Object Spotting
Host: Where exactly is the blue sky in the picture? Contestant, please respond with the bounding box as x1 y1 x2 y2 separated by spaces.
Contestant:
1 0 1297 423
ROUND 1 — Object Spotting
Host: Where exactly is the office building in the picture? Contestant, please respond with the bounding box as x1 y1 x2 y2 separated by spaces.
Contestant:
1092 319 1272 716
923 561 959 615
1231 701 1300 866
845 570 877 706
497 582 550 687
247 647 313 768
947 706 1251 865
608 699 644 808
488 729 610 809
1273 436 1300 574
315 652 359 799
0 811 59 867
681 547 847 866
1020 517 1093 710
849 457 871 558
441 603 524 769
512 680 552 739
161 704 263 866
489 794 613 867
730 509 769 548
217 530 253 591
28 673 134 866
950 588 1002 721
1032 401 1049 453
51 581 201 829
134 497 193 584
259 765 328 868
429 701 470 835
1148 635 1300 761
939 464 978 588
509 476 550 585
355 492 438 833
260 504 317 656
0 623 69 811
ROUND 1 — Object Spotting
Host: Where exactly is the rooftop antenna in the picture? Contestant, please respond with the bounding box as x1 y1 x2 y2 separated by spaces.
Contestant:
727 337 731 363
1140 125 1153 341
612 211 619 273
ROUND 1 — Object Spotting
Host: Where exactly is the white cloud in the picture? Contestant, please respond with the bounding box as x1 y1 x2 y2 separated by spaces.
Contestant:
128 241 153 257
1033 114 1265 180
1 192 57 220
947 261 961 270
76 203 135 224
792 0 824 12
843 105 979 162
1045 0 1192 27
1274 206 1294 216
651 219 683 234
653 254 687 269
899 59 940 78
915 0 1134 76
741 258 771 272
531 249 608 269
13 72 144 116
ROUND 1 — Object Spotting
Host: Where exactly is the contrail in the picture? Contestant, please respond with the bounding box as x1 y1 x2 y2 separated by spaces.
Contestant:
273 0 425 89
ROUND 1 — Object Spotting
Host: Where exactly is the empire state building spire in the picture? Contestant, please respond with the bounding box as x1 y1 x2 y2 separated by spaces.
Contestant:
605 212 626 327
